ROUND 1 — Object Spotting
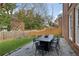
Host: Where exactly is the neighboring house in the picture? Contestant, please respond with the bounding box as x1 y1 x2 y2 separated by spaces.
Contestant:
11 17 25 31
54 14 62 36
62 3 79 55
54 14 62 35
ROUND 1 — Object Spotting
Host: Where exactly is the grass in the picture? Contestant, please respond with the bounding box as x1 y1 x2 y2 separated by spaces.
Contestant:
0 36 34 56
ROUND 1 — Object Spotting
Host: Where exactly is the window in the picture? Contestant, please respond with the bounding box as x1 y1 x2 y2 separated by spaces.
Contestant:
78 9 79 27
69 12 73 41
75 5 79 46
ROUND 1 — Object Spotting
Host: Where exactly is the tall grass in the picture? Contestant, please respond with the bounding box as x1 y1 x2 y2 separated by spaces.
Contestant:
0 36 34 56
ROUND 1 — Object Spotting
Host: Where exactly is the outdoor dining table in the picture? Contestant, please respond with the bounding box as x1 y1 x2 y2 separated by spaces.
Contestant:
37 35 54 51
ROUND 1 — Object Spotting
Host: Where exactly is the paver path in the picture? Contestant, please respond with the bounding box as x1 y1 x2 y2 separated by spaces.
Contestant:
8 38 76 56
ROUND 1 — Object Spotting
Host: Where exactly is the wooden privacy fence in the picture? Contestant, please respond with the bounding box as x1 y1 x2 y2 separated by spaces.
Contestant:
0 31 27 40
0 27 61 40
27 27 61 36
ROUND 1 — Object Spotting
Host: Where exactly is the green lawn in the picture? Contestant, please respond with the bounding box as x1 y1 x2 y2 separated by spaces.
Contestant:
0 36 34 56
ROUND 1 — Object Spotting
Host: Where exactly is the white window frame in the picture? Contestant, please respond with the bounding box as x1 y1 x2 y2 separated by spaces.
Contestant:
69 12 73 41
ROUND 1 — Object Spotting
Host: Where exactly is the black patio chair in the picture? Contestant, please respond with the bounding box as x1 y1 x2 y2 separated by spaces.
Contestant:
32 38 37 49
35 42 46 56
56 38 60 49
32 36 41 47
50 37 60 55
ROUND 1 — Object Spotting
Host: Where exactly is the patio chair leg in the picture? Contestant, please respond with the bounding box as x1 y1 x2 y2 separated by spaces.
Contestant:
41 50 44 56
32 43 34 49
56 47 59 56
35 49 37 56
58 44 60 49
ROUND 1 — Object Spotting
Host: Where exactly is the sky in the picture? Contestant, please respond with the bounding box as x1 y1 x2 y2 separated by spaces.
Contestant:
15 3 62 21
47 3 62 20
53 3 62 20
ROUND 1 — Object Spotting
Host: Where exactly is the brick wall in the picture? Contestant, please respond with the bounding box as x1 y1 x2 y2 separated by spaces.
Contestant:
62 3 77 41
62 3 69 40
62 3 79 55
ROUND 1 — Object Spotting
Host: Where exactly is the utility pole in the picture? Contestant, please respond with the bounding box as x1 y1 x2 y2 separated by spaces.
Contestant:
51 4 54 27
52 4 54 21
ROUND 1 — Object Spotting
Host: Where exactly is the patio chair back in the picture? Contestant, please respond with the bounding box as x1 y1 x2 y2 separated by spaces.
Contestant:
33 38 36 42
35 41 47 55
51 37 60 49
